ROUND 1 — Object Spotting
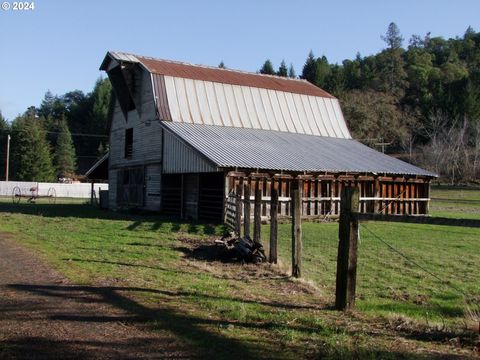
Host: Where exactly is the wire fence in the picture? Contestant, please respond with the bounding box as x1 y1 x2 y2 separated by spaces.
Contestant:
265 218 479 330
356 222 479 328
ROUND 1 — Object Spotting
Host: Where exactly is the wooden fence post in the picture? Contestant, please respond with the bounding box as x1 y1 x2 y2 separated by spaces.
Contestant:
235 184 242 237
291 178 302 278
269 183 278 264
254 180 262 243
335 186 360 311
243 181 251 238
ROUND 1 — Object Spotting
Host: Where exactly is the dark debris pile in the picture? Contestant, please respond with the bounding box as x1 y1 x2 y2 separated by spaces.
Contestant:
215 232 267 264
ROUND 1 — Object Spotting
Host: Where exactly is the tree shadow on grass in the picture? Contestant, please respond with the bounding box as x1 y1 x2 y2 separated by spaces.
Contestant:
6 284 309 359
5 283 472 359
0 336 193 359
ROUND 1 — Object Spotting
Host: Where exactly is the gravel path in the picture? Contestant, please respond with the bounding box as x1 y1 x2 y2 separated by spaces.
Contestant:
0 235 191 359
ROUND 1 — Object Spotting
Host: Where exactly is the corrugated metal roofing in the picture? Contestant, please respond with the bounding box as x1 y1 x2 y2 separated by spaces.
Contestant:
152 74 351 138
161 122 436 177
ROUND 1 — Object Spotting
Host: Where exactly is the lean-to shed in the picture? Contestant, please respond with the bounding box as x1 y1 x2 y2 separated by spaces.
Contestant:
100 51 435 222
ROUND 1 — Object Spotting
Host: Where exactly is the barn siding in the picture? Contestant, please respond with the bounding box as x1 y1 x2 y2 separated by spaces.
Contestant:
145 164 161 211
108 169 117 209
108 69 162 210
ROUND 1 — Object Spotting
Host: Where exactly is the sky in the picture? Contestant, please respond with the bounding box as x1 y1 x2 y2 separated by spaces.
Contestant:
0 0 479 121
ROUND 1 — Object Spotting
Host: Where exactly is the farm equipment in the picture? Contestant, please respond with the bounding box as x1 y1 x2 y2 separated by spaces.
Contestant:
12 186 56 204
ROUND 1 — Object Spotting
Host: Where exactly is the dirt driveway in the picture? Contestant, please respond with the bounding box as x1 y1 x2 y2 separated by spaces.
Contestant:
0 235 192 359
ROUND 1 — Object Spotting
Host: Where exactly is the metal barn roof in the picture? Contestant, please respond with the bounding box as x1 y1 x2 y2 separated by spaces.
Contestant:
161 122 436 177
101 51 351 139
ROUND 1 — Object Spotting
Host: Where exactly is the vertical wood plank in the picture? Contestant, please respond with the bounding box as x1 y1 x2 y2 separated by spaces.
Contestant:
335 186 360 311
291 178 303 278
235 183 242 237
269 183 278 264
243 181 251 237
425 181 430 215
254 179 262 244
331 179 336 215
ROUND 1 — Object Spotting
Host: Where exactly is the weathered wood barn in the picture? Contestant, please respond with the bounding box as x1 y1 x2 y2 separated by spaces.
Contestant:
100 51 435 222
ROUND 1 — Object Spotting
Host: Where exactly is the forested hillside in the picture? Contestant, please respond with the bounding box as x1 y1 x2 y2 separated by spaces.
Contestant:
258 24 480 183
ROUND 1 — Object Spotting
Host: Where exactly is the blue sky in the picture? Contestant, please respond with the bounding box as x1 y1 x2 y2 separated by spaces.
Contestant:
1 0 479 121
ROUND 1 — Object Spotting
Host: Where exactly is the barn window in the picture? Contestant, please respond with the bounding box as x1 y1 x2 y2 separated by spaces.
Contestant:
125 128 133 158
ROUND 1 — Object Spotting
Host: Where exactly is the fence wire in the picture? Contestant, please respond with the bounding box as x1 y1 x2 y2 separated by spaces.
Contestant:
265 219 479 329
357 221 480 328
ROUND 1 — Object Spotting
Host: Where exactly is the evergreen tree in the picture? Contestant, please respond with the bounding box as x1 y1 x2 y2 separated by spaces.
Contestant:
37 90 66 120
378 23 408 97
218 61 226 68
0 111 9 179
302 50 317 83
259 59 275 75
10 112 55 182
288 63 296 78
381 22 404 50
315 56 331 87
54 117 76 178
277 60 288 77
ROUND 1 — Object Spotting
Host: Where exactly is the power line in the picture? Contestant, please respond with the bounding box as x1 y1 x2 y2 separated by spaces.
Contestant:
0 130 108 138
46 131 108 138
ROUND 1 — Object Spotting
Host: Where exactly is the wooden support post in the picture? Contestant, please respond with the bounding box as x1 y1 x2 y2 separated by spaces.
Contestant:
243 181 251 238
253 180 262 243
291 179 302 278
269 183 278 264
235 184 242 237
374 176 380 213
425 181 430 215
90 181 94 206
335 186 360 311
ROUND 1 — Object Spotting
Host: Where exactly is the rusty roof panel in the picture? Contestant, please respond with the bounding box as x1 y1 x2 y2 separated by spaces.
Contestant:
137 55 334 99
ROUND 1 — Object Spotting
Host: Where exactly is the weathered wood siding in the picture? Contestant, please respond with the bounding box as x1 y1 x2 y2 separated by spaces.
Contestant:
108 169 118 209
145 164 161 211
108 69 162 209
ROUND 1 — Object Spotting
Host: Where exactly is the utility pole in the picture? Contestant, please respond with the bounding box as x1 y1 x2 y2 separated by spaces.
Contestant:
5 134 10 181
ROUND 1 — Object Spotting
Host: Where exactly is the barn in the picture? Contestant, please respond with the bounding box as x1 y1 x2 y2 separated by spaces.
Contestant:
100 51 435 223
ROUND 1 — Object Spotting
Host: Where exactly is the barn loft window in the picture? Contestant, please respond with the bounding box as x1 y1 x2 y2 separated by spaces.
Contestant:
125 128 133 158
107 66 136 120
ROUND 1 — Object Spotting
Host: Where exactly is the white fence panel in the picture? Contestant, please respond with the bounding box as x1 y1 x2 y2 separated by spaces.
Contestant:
0 181 108 198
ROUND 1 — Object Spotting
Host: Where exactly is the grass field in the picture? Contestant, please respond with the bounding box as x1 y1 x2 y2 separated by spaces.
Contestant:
0 187 478 358
263 186 480 324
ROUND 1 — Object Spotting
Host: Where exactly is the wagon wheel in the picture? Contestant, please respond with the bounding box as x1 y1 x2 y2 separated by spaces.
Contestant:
12 186 21 204
47 187 56 204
